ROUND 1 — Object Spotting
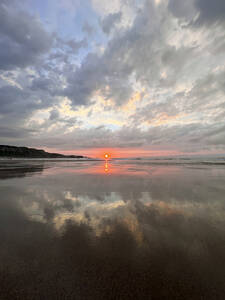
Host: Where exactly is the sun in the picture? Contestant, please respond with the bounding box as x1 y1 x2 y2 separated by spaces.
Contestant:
104 153 109 159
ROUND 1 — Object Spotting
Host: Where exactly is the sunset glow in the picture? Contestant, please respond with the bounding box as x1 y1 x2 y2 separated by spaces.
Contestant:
56 148 189 159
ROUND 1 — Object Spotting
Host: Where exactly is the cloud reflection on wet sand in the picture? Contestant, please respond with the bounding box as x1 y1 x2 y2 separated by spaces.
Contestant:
0 160 225 299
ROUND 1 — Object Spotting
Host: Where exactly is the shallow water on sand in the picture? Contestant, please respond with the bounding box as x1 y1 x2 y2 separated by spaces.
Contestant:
0 160 225 299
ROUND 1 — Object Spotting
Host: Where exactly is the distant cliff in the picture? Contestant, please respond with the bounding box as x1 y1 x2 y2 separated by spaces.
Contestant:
0 145 84 158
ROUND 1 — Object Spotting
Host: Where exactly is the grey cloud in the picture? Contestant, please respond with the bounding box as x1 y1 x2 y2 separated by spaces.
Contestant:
64 49 132 107
146 123 225 150
168 0 196 22
131 100 181 125
0 85 28 114
0 126 36 139
54 36 88 58
161 45 196 73
64 0 200 108
185 70 225 112
82 22 95 36
0 2 53 70
49 52 69 63
49 109 60 120
31 77 55 92
0 84 56 117
195 0 225 26
0 83 59 141
0 0 225 154
63 1 161 107
66 38 88 52
30 76 63 97
133 69 225 129
13 118 225 153
101 12 122 34
168 0 225 27
65 54 100 106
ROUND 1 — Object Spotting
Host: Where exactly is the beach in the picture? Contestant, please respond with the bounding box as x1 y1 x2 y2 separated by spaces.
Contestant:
0 159 225 299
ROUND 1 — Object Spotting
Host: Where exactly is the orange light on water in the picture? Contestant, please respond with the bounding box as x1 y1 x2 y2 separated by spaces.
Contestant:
104 162 109 172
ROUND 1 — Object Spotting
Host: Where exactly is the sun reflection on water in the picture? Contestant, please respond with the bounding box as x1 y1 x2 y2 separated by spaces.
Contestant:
104 161 109 173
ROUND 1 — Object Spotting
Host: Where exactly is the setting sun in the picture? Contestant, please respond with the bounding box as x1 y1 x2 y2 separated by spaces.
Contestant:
104 153 109 159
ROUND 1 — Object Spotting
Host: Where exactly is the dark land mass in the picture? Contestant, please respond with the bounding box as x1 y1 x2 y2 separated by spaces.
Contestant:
0 145 84 159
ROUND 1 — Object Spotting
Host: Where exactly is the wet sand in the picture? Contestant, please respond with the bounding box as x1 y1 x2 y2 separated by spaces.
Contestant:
0 160 225 299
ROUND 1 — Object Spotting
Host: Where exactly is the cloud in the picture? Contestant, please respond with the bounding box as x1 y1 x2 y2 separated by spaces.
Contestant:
63 1 159 107
30 77 56 94
63 0 199 109
168 0 196 22
0 83 59 144
82 22 95 36
49 109 60 120
0 126 36 139
0 1 53 70
168 0 225 27
101 12 122 34
0 85 28 114
66 38 88 53
0 0 225 154
195 0 225 26
0 84 56 118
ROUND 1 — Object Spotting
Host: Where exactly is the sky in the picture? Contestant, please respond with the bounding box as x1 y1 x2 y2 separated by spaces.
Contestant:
0 0 225 158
